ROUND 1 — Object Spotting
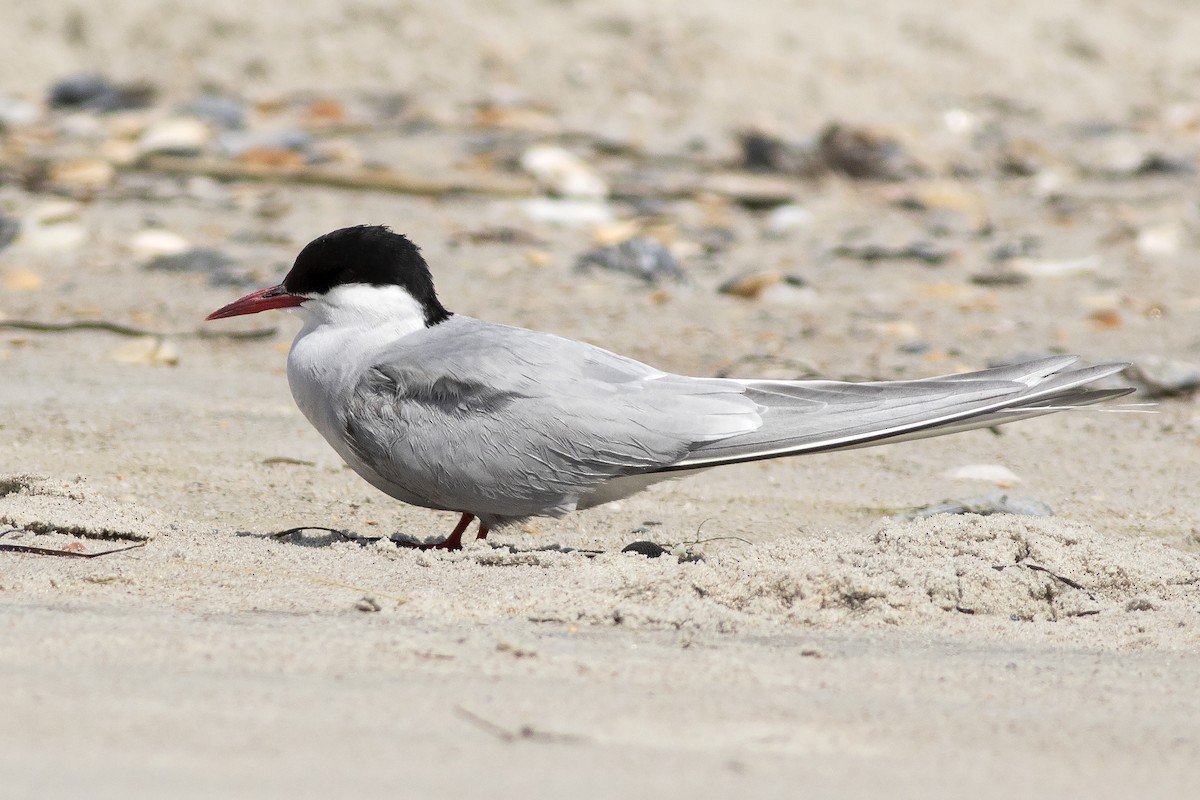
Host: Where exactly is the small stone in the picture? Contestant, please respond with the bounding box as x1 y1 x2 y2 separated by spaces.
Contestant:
130 229 191 258
520 144 608 199
109 337 180 366
0 215 19 253
136 117 211 157
306 98 347 125
216 129 312 158
738 130 822 176
818 123 911 180
1123 358 1200 398
590 220 641 247
49 73 155 111
521 198 614 226
238 147 307 168
941 108 978 136
1009 255 1098 278
1088 309 1123 330
970 268 1029 287
942 464 1022 487
701 173 796 209
893 182 989 232
575 237 685 284
1136 223 1182 257
764 204 814 237
0 96 40 128
1 269 43 291
48 159 115 191
354 596 382 613
719 270 806 300
19 202 87 252
622 541 666 558
181 95 246 130
834 240 951 265
144 247 248 286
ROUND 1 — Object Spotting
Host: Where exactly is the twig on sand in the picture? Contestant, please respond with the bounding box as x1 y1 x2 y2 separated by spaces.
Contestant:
133 156 797 205
454 706 587 745
0 319 277 341
137 156 537 197
0 530 146 559
992 562 1098 602
272 526 364 541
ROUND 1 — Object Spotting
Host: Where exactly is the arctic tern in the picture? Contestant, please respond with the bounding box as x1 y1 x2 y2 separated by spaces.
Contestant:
207 225 1132 550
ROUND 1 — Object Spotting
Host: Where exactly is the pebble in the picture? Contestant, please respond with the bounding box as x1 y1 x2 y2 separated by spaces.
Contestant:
136 117 211 158
1088 309 1123 330
818 123 911 180
622 541 666 558
520 144 608 199
718 270 806 300
970 268 1029 287
1008 255 1098 278
764 203 814 237
108 337 180 366
49 73 155 111
0 215 19 253
891 182 990 232
941 464 1022 488
181 95 246 130
144 247 249 286
1135 223 1182 257
48 158 116 191
129 229 192 258
700 173 796 209
833 240 951 265
522 198 614 226
895 492 1053 521
19 202 87 252
1123 358 1200 398
216 129 312 158
1 269 43 291
0 96 39 128
574 237 686 284
738 130 822 176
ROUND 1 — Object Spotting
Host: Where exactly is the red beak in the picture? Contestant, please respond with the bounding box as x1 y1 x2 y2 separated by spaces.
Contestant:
206 285 306 320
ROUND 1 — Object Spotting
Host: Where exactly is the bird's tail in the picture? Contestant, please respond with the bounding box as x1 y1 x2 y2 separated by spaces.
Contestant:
664 356 1134 472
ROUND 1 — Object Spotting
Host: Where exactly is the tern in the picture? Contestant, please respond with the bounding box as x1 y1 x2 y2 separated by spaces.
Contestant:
207 225 1132 550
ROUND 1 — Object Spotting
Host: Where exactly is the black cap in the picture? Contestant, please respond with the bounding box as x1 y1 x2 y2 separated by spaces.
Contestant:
282 226 451 325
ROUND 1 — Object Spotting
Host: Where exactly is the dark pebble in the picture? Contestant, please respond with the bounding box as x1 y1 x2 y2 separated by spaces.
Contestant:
49 72 154 111
144 247 252 286
818 123 911 180
575 237 686 284
0 214 19 253
833 240 950 265
622 541 667 558
182 95 246 130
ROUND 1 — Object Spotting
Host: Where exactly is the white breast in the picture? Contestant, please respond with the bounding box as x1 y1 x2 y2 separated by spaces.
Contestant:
285 283 429 452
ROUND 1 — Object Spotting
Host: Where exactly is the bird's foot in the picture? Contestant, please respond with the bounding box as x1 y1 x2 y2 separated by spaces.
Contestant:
392 513 489 551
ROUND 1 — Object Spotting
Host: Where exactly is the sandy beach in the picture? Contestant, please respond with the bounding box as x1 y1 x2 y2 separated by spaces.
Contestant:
2 1 1199 797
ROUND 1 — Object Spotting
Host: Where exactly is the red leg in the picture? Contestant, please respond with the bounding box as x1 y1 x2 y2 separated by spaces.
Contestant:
430 512 475 550
477 525 490 541
394 512 476 551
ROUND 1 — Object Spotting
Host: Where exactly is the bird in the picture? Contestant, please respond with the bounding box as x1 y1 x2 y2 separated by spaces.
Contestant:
207 225 1133 550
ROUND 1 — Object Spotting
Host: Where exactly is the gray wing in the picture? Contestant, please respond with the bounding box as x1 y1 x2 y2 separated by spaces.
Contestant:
669 355 1132 469
340 317 760 521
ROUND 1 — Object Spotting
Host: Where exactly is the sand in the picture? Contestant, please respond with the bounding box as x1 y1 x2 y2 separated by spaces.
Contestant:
2 1 1199 797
